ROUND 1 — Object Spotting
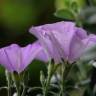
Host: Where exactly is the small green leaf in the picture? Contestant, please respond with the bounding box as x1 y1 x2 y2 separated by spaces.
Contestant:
40 71 45 86
69 87 85 96
55 9 75 20
64 0 71 7
79 7 96 24
80 44 96 62
71 2 79 13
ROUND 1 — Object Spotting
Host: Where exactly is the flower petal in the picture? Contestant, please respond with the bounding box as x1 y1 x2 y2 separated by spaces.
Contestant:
0 44 21 72
69 36 85 62
29 21 88 63
76 27 87 39
21 41 49 72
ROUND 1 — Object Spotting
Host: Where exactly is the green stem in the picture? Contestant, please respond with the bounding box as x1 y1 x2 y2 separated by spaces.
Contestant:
16 86 20 96
21 85 26 96
43 63 52 96
43 60 59 96
43 80 50 96
14 78 21 96
8 80 11 96
59 61 73 96
59 64 65 96
5 70 11 96
27 87 42 93
12 73 21 96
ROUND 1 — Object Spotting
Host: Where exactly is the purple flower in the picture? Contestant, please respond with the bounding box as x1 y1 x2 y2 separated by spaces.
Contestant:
83 34 96 47
0 41 48 73
80 34 96 61
29 21 88 63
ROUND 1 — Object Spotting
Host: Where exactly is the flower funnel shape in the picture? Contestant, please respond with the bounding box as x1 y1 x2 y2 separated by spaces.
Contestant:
29 21 88 63
0 41 48 73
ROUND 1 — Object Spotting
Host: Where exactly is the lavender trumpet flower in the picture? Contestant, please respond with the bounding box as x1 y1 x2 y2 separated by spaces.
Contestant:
29 21 88 63
0 41 48 73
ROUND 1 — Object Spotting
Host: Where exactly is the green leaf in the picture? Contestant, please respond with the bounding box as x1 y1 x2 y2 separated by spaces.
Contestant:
64 0 71 7
80 44 96 62
69 87 85 96
71 2 79 13
55 9 75 20
79 7 96 24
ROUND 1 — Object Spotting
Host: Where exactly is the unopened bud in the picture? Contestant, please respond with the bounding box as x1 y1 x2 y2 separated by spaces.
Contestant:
40 71 45 86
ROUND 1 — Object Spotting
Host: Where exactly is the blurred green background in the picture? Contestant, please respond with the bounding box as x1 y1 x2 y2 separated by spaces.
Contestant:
0 0 96 96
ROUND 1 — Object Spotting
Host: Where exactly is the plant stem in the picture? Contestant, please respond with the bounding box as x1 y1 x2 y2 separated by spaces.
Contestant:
59 64 65 96
43 62 53 96
16 85 20 96
43 76 51 96
59 61 72 96
21 85 26 96
8 80 11 96
43 60 59 96
12 73 21 96
5 70 11 96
